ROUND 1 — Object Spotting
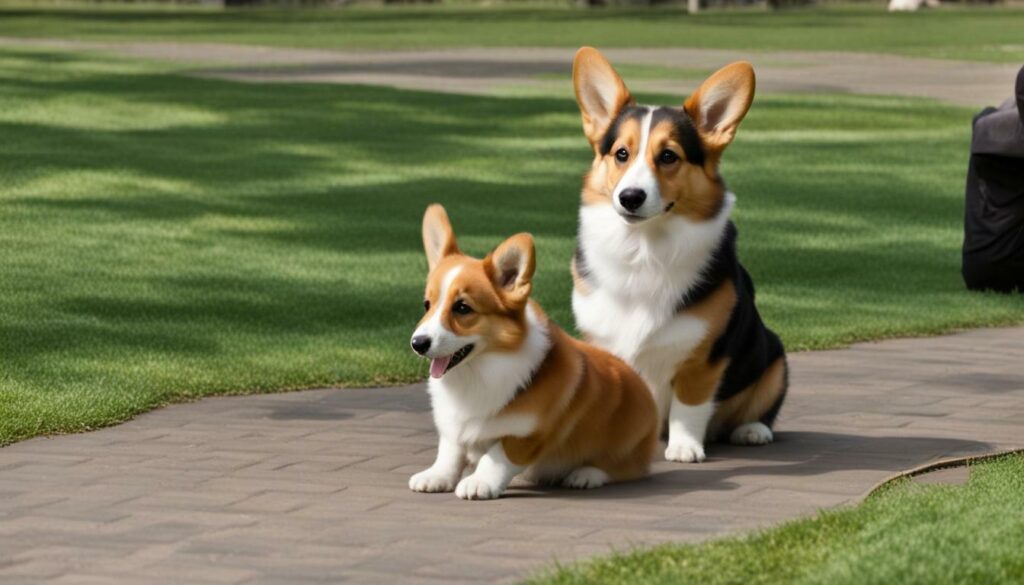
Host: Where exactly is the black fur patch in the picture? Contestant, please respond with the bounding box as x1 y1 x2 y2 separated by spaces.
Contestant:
650 107 705 167
574 244 596 287
676 222 787 406
598 105 647 156
599 106 706 167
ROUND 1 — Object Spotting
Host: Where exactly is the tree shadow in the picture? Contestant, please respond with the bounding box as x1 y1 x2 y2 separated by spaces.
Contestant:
2 47 1019 399
200 59 571 80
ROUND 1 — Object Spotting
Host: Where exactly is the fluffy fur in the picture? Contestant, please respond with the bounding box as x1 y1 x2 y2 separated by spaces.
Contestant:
409 204 658 499
570 47 788 463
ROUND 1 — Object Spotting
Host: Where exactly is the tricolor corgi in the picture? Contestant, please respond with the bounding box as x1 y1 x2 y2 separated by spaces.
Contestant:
409 204 658 500
570 48 788 463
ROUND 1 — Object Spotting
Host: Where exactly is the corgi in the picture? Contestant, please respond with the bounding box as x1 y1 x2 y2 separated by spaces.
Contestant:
570 48 788 464
408 204 658 500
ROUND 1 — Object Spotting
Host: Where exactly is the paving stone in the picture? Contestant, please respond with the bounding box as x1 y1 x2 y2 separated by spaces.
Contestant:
0 326 1021 584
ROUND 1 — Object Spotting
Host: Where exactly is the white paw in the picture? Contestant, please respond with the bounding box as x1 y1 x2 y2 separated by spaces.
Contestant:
665 441 706 463
409 469 457 493
455 474 503 500
730 422 774 446
562 466 609 490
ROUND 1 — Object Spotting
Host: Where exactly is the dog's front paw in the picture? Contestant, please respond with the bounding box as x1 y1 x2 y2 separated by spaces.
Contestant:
665 441 706 463
409 469 457 493
455 474 503 500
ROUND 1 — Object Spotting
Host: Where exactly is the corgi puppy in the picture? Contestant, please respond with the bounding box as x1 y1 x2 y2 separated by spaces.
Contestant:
408 204 658 500
570 48 788 464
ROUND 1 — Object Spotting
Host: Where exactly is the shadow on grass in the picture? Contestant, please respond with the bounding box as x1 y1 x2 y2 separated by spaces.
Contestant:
0 47 1021 445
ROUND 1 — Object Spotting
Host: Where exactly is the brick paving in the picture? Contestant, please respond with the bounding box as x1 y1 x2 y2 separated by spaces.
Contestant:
0 326 1022 584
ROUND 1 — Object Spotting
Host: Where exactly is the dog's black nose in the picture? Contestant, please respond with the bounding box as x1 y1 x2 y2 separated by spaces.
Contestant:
411 335 431 355
619 188 646 212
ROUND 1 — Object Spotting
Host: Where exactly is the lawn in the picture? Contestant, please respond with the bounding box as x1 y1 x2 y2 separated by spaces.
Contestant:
0 4 1023 62
528 453 1024 585
1 45 1022 446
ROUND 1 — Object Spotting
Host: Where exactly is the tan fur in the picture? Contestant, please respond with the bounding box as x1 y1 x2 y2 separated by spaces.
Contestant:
422 204 460 271
671 280 737 406
501 306 658 481
683 61 756 156
645 120 727 222
572 51 782 440
711 357 787 438
419 204 658 484
573 47 634 149
578 116 728 224
573 51 755 222
420 254 527 353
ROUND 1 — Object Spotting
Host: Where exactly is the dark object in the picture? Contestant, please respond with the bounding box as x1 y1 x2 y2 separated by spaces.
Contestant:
961 66 1024 293
618 188 647 212
410 335 431 355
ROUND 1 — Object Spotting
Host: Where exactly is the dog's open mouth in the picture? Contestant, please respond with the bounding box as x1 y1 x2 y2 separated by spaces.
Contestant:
429 344 474 379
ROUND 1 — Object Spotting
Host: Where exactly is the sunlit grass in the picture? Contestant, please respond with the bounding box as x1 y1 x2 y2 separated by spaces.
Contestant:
0 47 1021 446
528 454 1024 585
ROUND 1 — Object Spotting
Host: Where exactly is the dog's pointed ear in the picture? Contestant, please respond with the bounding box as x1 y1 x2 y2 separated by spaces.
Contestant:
486 233 535 308
422 204 460 271
684 61 755 152
573 47 633 146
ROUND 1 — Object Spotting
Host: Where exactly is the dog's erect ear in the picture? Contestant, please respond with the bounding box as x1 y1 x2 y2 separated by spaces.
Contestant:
486 233 535 308
573 47 633 146
422 204 460 272
684 61 756 152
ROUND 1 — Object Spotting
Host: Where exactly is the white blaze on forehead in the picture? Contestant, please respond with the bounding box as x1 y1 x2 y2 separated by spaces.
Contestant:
415 265 463 348
613 108 663 217
439 264 462 302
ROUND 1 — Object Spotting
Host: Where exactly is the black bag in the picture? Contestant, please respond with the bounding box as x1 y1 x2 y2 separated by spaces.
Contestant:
961 66 1024 293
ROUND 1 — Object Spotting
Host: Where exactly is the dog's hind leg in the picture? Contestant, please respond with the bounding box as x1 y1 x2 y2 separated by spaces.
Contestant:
562 466 610 489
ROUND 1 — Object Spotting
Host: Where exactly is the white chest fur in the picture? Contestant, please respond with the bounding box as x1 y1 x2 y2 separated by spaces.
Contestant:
426 305 550 449
572 196 734 415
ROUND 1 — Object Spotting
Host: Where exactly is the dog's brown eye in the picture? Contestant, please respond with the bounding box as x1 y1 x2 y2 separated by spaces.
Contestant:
423 300 430 312
452 300 473 315
615 148 629 163
659 150 679 165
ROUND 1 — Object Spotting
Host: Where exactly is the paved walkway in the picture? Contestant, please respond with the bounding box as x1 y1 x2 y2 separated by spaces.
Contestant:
1 326 1022 584
1 37 1020 107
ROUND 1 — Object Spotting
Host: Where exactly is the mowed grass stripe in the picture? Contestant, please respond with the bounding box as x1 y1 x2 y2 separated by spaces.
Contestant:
1 47 1021 445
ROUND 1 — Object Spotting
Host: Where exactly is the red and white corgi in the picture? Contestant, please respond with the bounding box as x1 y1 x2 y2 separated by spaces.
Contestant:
570 48 788 463
409 204 658 500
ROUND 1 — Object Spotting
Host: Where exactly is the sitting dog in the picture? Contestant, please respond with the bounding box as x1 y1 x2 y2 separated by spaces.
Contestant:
408 204 658 500
570 47 788 463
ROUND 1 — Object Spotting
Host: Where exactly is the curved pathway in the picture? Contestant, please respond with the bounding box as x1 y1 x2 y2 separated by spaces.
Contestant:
1 326 1022 584
1 37 1020 107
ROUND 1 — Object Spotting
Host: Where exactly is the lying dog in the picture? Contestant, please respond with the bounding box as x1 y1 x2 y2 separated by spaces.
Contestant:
409 204 658 500
570 48 788 463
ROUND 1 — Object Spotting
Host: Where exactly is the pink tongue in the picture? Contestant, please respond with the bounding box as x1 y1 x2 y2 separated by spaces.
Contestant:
430 356 452 379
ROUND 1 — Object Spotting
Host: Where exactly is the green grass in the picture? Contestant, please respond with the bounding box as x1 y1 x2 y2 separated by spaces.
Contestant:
528 453 1024 585
0 46 1022 446
1 4 1024 62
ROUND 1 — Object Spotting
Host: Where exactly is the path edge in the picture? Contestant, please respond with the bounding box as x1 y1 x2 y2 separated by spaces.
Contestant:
860 447 1024 500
